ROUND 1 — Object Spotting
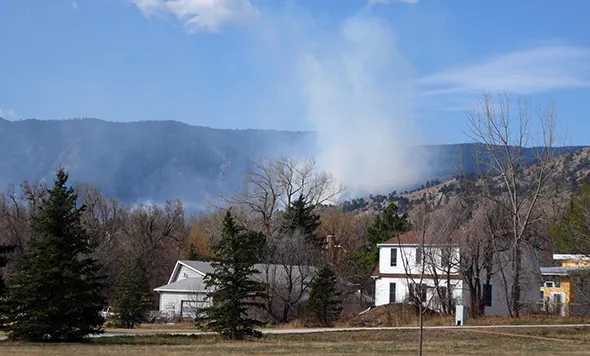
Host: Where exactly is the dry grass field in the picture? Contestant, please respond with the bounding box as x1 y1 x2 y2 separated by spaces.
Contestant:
1 327 589 356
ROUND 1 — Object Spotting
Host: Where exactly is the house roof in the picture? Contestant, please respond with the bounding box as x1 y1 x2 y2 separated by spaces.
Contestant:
540 266 590 276
156 260 316 293
377 230 462 247
553 254 590 261
178 260 216 274
154 277 206 293
378 230 422 246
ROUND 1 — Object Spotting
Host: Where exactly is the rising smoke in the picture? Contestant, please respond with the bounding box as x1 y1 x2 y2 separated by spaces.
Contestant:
294 10 430 197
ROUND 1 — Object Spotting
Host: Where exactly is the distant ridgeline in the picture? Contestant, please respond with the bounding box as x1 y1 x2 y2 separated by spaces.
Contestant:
0 118 584 211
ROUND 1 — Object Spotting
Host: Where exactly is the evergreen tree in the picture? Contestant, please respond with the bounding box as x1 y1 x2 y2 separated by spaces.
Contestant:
306 266 342 326
187 243 200 260
3 168 106 341
112 258 152 328
200 210 267 339
283 195 321 246
0 244 15 328
0 244 15 298
551 184 590 255
365 203 410 265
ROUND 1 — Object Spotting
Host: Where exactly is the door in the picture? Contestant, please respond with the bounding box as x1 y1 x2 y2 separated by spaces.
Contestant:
550 292 566 316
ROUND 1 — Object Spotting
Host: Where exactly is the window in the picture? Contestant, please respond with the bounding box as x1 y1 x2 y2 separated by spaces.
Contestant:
554 277 561 288
539 290 545 303
545 281 554 288
390 248 397 266
389 283 396 303
410 283 427 302
415 248 422 265
483 284 492 307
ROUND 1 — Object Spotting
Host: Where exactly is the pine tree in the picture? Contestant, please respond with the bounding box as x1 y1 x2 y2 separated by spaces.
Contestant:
200 210 266 339
187 243 200 260
306 266 342 326
283 195 321 246
0 244 15 298
0 244 15 328
365 203 410 265
3 168 106 342
112 258 153 329
551 183 590 255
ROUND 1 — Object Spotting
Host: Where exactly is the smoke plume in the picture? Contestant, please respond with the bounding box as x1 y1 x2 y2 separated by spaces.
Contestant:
296 11 429 197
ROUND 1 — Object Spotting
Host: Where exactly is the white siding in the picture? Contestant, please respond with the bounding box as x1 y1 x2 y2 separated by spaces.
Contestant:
378 245 461 275
378 247 405 274
158 292 211 318
173 265 202 282
375 276 465 310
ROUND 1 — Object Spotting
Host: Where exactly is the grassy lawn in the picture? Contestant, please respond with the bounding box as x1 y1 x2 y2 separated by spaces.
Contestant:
1 327 589 355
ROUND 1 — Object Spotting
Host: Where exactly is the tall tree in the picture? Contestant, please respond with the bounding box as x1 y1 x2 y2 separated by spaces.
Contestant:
467 92 557 318
0 244 15 328
201 210 267 339
552 183 590 256
3 168 106 341
306 266 341 326
112 258 153 329
0 244 15 298
282 195 321 246
365 203 410 265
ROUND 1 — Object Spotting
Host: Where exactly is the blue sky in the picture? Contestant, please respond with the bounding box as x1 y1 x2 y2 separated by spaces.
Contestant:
1 0 590 145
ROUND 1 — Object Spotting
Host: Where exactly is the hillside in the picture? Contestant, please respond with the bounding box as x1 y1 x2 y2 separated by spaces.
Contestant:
0 118 585 209
345 147 590 216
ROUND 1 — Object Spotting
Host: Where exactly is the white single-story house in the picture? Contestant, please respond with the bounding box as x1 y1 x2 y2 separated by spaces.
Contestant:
154 260 316 319
372 230 544 316
154 260 213 319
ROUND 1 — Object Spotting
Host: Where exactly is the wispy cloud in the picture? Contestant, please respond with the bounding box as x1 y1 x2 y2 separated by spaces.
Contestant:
0 108 16 118
130 0 259 33
368 0 419 4
71 1 78 10
418 44 590 97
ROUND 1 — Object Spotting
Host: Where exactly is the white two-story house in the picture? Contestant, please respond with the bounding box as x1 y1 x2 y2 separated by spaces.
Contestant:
372 230 464 312
371 230 545 316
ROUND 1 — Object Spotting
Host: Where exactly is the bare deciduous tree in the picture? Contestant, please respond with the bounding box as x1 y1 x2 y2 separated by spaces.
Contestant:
223 156 345 239
467 92 557 317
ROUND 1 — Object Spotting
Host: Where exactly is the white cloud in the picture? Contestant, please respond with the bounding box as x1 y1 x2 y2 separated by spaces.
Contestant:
368 0 419 4
72 1 78 10
130 0 259 33
418 44 590 96
0 109 16 118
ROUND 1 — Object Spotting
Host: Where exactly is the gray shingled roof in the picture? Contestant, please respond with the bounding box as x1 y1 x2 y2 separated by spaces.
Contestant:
155 260 316 292
540 266 589 275
154 277 206 292
178 260 215 275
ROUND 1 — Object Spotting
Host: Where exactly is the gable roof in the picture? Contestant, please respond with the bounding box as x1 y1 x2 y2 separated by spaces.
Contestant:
166 260 214 285
377 230 464 247
378 230 423 246
154 277 206 293
157 260 317 293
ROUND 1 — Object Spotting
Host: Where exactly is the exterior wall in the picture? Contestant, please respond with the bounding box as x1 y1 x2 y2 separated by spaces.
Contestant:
378 245 461 276
540 276 571 304
375 276 464 310
172 265 203 282
560 259 590 268
158 291 210 318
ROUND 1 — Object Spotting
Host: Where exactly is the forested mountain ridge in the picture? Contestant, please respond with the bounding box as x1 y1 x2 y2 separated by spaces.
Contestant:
0 117 585 209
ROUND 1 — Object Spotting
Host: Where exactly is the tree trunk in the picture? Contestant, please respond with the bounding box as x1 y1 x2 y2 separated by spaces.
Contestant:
418 302 424 356
511 244 522 318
